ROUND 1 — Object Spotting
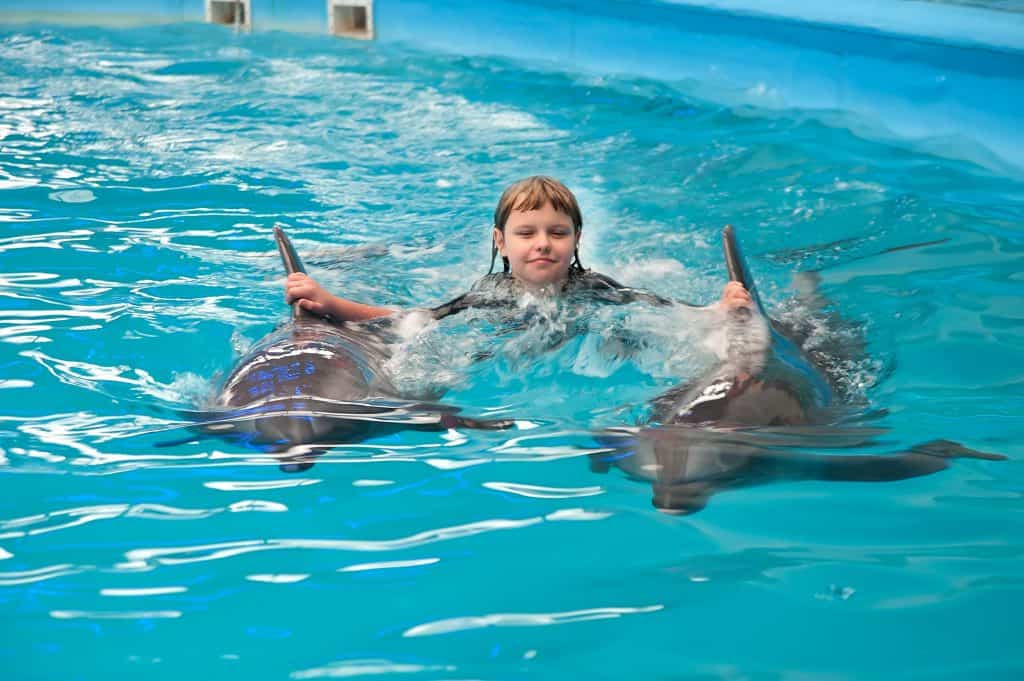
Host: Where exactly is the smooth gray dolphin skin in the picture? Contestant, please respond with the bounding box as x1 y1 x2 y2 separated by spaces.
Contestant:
199 225 510 470
592 225 1004 514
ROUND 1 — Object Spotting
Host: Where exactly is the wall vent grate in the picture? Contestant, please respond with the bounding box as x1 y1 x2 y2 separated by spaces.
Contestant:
207 0 251 30
329 0 374 40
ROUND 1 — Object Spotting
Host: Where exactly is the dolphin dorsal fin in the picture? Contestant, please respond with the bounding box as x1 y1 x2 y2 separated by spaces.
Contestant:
274 224 313 320
722 224 833 407
722 224 767 316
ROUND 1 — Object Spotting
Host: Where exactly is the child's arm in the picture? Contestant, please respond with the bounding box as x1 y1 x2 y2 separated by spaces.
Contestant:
284 272 396 321
582 273 751 310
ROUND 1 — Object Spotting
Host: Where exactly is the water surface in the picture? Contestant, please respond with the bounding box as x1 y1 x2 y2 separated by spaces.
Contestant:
0 22 1021 681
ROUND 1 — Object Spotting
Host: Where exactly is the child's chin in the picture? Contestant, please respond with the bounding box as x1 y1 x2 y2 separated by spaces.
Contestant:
525 265 565 279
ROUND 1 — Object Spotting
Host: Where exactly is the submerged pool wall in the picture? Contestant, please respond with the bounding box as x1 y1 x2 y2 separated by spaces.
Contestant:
4 0 1023 173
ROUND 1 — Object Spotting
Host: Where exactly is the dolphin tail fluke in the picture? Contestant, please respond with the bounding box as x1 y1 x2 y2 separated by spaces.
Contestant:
274 224 314 320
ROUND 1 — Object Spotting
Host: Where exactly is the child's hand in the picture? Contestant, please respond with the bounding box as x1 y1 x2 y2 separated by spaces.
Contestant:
285 272 332 316
720 281 753 311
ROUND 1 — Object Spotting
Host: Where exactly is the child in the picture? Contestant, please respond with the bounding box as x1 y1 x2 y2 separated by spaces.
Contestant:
284 176 751 320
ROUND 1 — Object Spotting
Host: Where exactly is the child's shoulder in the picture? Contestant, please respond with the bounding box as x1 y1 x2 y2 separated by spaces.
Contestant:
569 269 674 306
469 272 514 291
570 270 627 291
430 273 515 319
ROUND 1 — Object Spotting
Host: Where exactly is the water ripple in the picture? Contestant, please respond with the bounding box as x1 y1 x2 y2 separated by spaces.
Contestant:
0 500 288 539
403 604 664 637
123 510 609 568
204 478 321 491
482 481 604 499
290 660 457 679
0 229 95 252
1 22 1022 678
245 574 309 584
50 609 181 619
17 351 186 401
339 558 440 573
99 586 187 597
0 563 85 586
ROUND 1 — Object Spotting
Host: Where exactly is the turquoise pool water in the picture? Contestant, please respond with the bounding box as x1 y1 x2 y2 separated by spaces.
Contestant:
1 22 1022 680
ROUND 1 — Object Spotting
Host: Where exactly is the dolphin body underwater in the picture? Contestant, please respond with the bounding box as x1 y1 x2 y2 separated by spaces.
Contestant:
591 226 1004 514
193 226 511 470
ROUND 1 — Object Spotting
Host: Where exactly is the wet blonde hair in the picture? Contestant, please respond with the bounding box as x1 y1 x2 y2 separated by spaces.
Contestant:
490 176 585 274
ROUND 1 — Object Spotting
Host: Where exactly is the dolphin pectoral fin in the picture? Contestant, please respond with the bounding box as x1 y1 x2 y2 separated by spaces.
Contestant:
588 453 612 474
154 433 207 448
797 439 1005 483
652 481 715 515
811 453 951 482
908 439 1007 461
155 410 244 446
439 413 515 431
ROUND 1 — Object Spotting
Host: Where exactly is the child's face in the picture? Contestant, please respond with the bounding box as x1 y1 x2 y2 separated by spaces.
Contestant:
495 202 578 289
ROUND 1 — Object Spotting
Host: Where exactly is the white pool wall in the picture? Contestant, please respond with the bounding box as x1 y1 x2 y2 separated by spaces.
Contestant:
3 0 1023 173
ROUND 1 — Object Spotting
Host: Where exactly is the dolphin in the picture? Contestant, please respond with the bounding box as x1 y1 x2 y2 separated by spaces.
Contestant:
592 226 1004 514
193 226 511 470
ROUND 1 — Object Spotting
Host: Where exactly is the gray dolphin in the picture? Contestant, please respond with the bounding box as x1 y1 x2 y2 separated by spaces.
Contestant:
593 226 1004 514
196 226 511 470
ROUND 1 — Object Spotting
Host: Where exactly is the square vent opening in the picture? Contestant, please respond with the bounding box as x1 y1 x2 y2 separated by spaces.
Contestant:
207 0 250 29
330 1 374 40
